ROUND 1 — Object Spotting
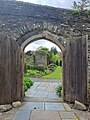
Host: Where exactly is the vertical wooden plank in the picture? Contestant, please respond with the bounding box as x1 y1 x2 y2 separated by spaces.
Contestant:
63 36 87 104
0 33 24 104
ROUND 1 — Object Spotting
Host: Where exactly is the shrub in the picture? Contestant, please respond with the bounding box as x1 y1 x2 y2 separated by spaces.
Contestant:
35 65 45 72
26 70 38 76
56 84 62 97
71 10 79 15
48 63 57 71
24 85 28 91
25 70 45 77
24 77 33 91
44 70 51 75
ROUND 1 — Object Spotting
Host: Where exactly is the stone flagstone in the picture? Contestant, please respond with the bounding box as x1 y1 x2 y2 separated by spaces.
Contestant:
18 102 44 111
12 111 30 120
59 112 77 119
45 102 65 111
30 110 61 120
2 81 79 120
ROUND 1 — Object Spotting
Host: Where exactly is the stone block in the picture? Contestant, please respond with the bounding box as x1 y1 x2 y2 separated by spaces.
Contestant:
30 110 61 120
59 112 77 119
74 101 87 111
63 103 73 112
12 101 21 108
45 103 65 111
12 111 30 120
0 104 12 112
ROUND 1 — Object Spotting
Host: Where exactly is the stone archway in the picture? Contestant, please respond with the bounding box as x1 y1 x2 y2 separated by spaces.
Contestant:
17 30 65 51
18 29 65 101
18 29 87 104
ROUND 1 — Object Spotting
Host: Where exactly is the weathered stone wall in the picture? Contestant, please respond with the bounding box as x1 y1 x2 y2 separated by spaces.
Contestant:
35 51 47 66
0 1 88 41
25 51 48 66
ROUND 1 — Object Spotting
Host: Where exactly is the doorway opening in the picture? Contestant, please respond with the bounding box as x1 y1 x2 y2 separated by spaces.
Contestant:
23 39 63 102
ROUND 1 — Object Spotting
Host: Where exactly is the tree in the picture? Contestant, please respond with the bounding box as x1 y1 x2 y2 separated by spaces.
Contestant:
72 0 90 36
50 47 58 55
37 46 49 52
72 0 90 11
56 60 58 66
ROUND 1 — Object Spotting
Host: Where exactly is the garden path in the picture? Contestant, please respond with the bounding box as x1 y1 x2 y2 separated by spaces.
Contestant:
2 79 79 120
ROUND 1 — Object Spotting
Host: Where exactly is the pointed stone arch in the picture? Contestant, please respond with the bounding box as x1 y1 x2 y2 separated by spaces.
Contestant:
17 30 65 51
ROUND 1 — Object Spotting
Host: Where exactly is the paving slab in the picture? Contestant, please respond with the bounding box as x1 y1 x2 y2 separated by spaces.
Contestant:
35 87 46 91
12 111 30 120
59 112 77 119
24 97 62 102
34 92 48 98
45 103 65 111
63 103 73 112
18 102 44 111
2 108 18 120
47 93 59 99
62 119 77 120
30 110 61 120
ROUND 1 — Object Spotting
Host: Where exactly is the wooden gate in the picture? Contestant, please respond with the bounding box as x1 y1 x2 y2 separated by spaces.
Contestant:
63 36 87 104
0 33 88 104
0 33 24 104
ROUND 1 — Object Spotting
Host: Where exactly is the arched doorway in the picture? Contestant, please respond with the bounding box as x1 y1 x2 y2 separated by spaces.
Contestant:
18 30 65 101
24 39 63 102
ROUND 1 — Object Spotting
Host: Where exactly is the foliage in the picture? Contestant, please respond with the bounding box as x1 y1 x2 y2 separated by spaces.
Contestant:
71 0 90 36
50 47 58 55
50 53 62 65
25 69 44 77
72 0 90 11
42 66 62 79
56 84 62 97
48 63 57 71
35 65 45 72
44 69 51 75
24 77 33 91
56 60 59 66
36 46 62 65
37 46 49 51
71 10 79 15
85 9 90 15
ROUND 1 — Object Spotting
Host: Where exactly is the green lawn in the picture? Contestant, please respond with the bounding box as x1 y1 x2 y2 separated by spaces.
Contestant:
42 66 62 79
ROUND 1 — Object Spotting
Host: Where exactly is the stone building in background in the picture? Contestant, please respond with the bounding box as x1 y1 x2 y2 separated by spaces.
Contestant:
25 51 48 67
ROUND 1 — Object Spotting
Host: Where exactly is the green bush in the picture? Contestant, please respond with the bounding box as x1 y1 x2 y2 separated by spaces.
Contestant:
44 70 51 75
71 10 79 15
26 70 38 76
56 84 62 97
24 85 28 91
25 70 45 77
85 10 90 15
48 63 57 71
24 77 33 91
28 65 45 72
35 65 45 72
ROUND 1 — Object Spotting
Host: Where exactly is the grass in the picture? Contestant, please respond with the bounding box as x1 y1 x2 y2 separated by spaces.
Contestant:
42 66 62 79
